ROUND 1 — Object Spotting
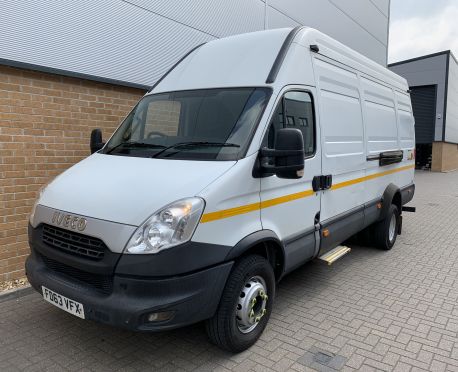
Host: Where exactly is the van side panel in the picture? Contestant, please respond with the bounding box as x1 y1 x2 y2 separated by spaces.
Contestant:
395 90 416 187
310 48 414 253
314 57 366 221
362 77 399 155
396 91 416 151
362 77 403 204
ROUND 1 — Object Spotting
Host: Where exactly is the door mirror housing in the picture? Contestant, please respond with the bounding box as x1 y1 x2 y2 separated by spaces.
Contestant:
259 128 305 179
90 128 105 154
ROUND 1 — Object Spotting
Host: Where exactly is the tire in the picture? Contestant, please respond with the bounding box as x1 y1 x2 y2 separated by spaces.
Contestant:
373 204 400 250
205 255 275 353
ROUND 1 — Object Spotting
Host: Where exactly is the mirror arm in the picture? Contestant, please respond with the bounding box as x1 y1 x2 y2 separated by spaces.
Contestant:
90 141 105 154
97 142 106 152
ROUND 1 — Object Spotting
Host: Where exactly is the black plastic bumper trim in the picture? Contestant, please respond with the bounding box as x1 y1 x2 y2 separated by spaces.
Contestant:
400 183 415 206
25 250 233 331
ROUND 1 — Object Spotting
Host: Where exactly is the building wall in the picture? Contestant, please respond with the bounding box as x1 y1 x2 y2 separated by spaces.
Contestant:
267 0 389 65
446 55 458 144
432 142 458 172
389 53 448 142
0 66 144 281
0 0 390 89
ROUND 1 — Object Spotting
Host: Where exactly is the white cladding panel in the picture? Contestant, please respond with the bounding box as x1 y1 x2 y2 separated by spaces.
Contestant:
0 0 389 87
446 56 458 144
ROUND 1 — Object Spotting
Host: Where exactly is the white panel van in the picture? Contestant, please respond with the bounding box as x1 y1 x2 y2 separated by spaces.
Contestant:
26 27 415 352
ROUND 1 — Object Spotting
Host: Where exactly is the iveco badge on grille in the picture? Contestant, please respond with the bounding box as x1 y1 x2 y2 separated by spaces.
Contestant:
51 211 87 231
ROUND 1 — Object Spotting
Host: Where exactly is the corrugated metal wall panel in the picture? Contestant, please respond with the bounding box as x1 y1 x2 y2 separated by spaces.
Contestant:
0 0 389 87
369 0 390 17
0 0 214 87
328 0 388 44
266 7 299 29
127 0 265 37
410 85 437 144
267 0 388 65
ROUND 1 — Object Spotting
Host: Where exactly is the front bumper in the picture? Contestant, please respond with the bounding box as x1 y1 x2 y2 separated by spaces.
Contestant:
26 251 232 331
26 225 233 331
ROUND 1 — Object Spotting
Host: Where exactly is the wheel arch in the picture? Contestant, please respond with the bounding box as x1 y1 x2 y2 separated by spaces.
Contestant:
225 230 285 281
380 183 402 221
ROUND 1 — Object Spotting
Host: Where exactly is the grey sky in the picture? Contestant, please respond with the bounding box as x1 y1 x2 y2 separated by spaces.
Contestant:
390 0 452 21
389 0 458 62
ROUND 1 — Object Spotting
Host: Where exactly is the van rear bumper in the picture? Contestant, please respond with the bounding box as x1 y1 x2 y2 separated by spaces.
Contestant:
401 183 415 205
26 250 233 331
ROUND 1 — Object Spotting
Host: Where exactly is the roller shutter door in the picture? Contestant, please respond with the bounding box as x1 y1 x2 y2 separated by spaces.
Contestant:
410 85 437 144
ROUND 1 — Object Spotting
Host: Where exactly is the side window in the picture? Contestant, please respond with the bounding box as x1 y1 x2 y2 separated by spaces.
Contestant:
265 91 315 157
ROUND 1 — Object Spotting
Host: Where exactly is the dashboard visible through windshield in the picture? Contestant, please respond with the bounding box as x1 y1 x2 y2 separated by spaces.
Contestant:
103 87 272 161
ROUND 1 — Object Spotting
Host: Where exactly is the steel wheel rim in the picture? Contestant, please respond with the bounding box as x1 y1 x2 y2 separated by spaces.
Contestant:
388 213 396 242
236 276 268 334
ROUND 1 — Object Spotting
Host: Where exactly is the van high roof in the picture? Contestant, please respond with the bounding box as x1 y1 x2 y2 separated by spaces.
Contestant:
151 27 408 94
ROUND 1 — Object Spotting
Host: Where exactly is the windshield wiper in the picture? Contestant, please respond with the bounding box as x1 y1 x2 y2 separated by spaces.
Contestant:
105 141 166 154
151 141 240 158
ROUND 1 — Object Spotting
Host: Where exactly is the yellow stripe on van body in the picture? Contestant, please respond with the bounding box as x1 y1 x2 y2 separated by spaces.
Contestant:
260 189 315 209
330 164 415 190
200 163 415 223
200 189 315 223
200 201 261 223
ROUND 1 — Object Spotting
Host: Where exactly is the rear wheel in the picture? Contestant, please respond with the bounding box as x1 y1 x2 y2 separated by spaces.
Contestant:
373 204 400 250
205 255 275 352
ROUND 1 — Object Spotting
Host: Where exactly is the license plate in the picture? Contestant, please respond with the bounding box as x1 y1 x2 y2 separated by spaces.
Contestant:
42 286 85 319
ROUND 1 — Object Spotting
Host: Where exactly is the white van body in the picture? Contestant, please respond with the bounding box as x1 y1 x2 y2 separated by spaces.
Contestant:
26 27 415 352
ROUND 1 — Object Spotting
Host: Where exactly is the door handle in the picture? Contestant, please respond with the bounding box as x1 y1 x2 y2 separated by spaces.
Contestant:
312 175 332 191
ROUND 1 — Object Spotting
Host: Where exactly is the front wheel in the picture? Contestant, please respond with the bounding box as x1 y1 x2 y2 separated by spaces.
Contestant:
205 255 275 352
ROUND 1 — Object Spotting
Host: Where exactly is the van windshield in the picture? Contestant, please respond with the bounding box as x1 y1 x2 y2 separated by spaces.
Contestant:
103 87 271 161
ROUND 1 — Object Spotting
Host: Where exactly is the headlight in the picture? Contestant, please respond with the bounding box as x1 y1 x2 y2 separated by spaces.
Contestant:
125 197 205 254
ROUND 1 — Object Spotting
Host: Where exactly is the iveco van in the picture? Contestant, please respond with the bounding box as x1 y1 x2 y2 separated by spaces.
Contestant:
26 27 415 352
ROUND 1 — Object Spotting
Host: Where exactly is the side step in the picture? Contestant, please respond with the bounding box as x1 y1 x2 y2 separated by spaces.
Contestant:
319 246 351 266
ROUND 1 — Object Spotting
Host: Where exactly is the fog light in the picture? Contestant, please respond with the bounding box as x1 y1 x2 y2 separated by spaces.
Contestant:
147 311 174 322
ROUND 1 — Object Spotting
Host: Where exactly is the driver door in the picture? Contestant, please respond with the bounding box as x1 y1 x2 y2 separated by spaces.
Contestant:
260 88 322 273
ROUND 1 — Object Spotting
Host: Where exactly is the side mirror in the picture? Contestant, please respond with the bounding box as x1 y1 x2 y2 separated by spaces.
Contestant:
90 128 105 154
259 128 305 179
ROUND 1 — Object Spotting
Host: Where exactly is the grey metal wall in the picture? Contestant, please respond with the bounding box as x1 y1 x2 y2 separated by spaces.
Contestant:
266 0 389 65
389 54 448 142
446 55 458 143
0 0 389 88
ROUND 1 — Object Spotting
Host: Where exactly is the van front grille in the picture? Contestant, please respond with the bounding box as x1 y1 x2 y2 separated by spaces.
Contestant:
42 224 106 260
39 253 113 295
